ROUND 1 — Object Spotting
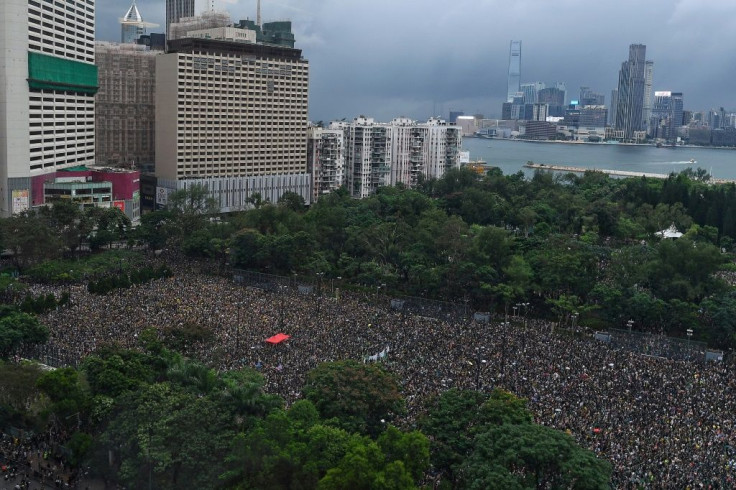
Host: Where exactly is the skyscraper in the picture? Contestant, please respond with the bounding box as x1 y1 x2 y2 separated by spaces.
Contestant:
121 1 157 44
643 61 654 132
521 82 544 104
651 91 683 142
0 0 97 216
615 44 647 140
506 41 521 103
166 0 195 40
609 89 618 126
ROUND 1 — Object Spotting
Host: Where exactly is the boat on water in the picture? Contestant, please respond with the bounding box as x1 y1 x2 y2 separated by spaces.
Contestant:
689 159 697 164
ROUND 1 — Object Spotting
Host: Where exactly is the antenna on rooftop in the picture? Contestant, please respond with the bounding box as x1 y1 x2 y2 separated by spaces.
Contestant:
257 0 262 27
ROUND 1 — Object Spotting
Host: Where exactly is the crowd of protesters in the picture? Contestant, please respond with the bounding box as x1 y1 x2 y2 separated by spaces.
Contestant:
0 430 79 489
18 263 736 488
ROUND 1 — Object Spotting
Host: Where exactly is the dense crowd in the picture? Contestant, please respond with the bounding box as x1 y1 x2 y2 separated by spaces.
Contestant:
23 267 736 488
0 431 79 489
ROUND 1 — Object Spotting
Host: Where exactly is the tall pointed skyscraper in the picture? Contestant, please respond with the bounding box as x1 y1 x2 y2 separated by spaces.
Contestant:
614 44 647 141
121 1 157 44
166 0 195 40
506 41 521 103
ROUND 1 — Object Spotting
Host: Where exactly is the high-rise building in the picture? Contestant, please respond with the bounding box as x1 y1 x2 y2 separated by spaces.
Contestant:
521 82 544 104
121 1 157 44
307 127 345 201
0 0 98 216
95 42 158 170
538 87 566 117
615 44 648 141
449 111 464 123
650 91 683 142
166 0 195 41
337 117 461 199
155 35 311 211
609 89 618 126
506 41 521 103
643 61 654 132
580 87 605 106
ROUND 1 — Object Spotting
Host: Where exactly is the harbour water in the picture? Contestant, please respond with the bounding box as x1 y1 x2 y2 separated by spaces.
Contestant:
463 138 736 180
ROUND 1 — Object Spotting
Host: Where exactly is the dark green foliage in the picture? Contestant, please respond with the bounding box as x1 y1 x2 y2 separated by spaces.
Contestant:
0 309 49 359
303 360 405 437
422 389 611 489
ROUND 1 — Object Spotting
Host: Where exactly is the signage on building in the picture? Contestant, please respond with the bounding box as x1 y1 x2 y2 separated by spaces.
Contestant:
155 186 170 207
112 200 126 212
11 190 29 214
55 176 86 183
459 151 470 164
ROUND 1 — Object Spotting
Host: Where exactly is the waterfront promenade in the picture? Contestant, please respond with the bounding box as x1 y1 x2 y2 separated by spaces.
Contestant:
524 162 736 184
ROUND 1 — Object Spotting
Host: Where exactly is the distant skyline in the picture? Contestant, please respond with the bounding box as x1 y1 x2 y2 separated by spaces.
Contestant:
97 0 736 122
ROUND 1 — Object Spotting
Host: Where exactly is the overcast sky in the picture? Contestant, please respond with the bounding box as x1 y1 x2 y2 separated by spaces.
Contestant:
98 0 736 122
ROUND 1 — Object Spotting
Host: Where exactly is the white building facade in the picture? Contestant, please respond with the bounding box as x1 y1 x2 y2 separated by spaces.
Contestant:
333 117 462 199
0 0 97 216
307 127 345 201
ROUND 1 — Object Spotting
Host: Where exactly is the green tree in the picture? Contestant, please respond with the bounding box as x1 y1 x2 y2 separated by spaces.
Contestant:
459 423 612 490
0 310 49 359
304 360 405 436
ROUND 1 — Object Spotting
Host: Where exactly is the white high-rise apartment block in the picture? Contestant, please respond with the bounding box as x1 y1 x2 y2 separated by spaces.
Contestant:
0 0 97 216
155 37 311 211
307 127 345 201
336 117 461 199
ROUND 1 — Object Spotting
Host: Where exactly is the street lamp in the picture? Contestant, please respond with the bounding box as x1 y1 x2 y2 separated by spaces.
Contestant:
686 328 693 360
571 312 579 329
627 319 634 335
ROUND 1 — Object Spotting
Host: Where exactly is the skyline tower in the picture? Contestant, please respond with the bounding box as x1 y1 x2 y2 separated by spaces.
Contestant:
643 60 654 132
615 44 647 141
121 1 158 44
166 0 195 40
0 0 98 216
506 41 521 103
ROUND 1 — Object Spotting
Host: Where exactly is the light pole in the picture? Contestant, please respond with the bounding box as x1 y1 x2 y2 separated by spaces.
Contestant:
627 319 634 335
521 302 530 327
571 312 579 329
686 328 693 360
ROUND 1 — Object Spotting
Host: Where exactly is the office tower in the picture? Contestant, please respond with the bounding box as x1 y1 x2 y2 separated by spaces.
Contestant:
579 106 608 127
643 61 654 132
532 103 548 122
554 82 567 104
121 1 157 44
155 34 311 211
307 127 345 201
506 41 521 103
580 87 605 106
538 87 566 117
609 89 618 126
0 0 97 216
520 83 537 104
651 91 683 142
449 111 464 123
166 0 195 40
615 44 647 140
339 117 461 199
95 42 158 170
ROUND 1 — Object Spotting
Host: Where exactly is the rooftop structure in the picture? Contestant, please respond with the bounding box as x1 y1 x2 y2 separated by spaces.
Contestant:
120 1 158 44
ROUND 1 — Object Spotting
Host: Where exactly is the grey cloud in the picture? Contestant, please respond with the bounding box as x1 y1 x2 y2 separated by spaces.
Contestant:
98 0 735 122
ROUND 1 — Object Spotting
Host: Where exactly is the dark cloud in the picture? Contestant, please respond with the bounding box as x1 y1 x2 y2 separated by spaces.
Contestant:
98 0 736 122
